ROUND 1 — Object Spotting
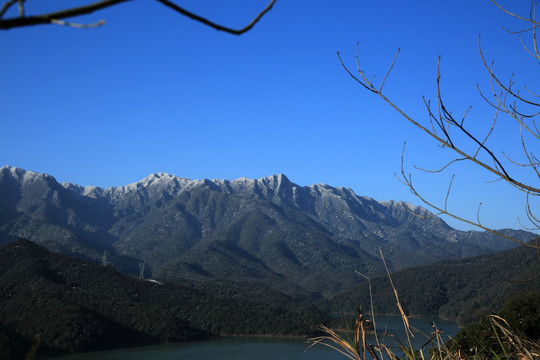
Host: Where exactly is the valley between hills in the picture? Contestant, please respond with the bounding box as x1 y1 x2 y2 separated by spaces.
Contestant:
0 165 538 358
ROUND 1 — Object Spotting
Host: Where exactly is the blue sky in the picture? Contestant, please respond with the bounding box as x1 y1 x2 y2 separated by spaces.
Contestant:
1 1 539 232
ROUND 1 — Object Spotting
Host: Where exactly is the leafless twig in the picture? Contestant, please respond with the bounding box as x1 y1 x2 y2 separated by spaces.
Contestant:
155 0 276 35
0 0 276 32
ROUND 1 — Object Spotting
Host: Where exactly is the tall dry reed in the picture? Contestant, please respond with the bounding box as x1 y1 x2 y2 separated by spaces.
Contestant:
308 251 540 360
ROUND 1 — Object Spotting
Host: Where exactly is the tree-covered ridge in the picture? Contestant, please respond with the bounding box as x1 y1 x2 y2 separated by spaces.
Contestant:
0 239 328 359
1 166 532 301
452 291 540 358
323 242 540 324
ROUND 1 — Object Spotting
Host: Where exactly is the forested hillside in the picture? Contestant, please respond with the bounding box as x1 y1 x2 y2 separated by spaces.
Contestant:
0 166 532 300
323 242 540 324
0 239 328 359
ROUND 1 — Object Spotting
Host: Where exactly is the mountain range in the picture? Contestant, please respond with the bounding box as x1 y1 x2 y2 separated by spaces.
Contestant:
0 165 533 298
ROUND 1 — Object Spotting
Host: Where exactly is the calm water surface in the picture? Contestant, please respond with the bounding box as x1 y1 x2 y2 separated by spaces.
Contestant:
49 316 459 360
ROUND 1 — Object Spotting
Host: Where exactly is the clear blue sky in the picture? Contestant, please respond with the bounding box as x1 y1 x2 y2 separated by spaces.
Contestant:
2 1 539 232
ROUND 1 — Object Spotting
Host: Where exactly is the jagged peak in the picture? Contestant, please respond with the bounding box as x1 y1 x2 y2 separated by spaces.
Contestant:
256 173 290 185
137 172 183 187
1 167 359 206
233 176 256 184
226 174 290 184
61 172 193 199
0 165 26 180
106 172 193 197
1 165 56 184
59 182 107 199
381 199 421 211
215 174 295 193
2 165 30 177
379 200 441 222
307 183 356 198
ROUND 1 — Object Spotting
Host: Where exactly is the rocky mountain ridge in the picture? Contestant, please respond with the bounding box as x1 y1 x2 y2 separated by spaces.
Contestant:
0 165 532 298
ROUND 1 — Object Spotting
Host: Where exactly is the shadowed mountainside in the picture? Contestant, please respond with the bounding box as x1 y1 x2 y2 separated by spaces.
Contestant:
0 239 329 359
322 241 540 324
0 165 533 298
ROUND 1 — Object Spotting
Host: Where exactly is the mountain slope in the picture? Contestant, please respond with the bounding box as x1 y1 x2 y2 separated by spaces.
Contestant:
0 165 533 298
0 239 328 358
323 241 540 324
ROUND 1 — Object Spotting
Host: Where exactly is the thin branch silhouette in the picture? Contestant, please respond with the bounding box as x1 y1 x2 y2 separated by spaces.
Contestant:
0 0 276 32
339 2 540 248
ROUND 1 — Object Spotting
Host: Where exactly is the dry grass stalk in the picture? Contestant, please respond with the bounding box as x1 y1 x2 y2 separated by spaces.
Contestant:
309 249 540 359
308 323 363 360
308 254 540 360
356 271 385 360
308 308 379 360
487 315 540 360
379 250 414 344
309 301 540 360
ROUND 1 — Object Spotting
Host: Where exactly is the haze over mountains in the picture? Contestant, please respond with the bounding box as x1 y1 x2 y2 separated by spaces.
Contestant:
0 165 533 298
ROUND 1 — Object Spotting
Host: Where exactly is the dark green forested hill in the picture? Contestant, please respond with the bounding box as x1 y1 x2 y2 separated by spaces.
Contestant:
3 236 538 359
323 242 540 324
0 239 329 359
451 290 540 358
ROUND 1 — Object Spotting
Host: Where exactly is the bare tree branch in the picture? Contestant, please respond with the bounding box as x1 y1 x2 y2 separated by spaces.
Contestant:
341 1 540 250
0 0 15 18
525 192 540 229
0 0 276 32
414 158 466 173
479 36 540 109
155 0 276 35
16 0 23 17
379 48 400 93
50 18 106 29
339 47 540 195
476 201 483 226
444 174 455 212
0 0 129 29
491 0 540 26
398 150 538 248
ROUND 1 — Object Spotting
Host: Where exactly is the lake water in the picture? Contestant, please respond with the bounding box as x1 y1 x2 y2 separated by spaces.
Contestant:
48 316 459 360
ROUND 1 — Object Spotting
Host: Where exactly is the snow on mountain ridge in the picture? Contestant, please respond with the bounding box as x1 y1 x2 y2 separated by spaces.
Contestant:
1 165 56 185
1 166 433 221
